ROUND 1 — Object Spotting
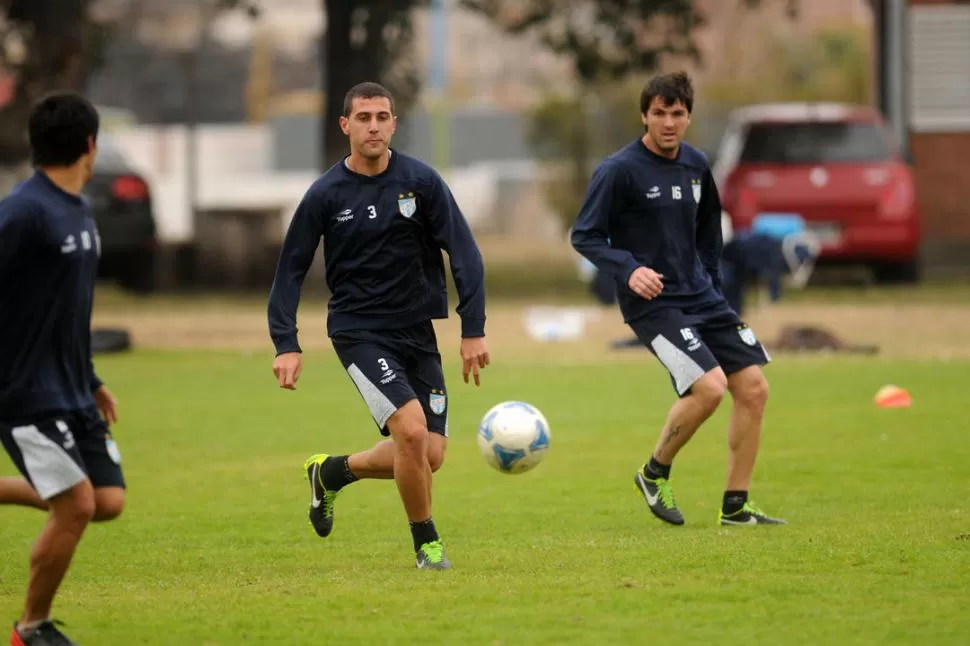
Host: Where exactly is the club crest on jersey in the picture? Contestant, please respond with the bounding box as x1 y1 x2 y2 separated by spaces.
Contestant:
429 390 446 415
691 178 702 203
398 192 417 218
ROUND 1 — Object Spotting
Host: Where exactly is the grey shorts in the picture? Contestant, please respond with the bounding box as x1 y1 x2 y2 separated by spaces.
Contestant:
331 322 448 437
1 406 126 500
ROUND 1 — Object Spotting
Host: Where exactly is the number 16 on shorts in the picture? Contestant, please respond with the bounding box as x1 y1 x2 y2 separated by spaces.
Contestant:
680 327 701 352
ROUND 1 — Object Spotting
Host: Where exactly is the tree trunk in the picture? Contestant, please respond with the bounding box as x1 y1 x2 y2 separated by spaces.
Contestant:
322 0 354 170
320 1 399 170
0 0 92 181
0 97 33 169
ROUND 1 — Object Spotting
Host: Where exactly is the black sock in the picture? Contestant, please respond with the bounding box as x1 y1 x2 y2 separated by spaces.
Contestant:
409 518 439 552
723 490 748 515
644 456 671 481
321 455 358 491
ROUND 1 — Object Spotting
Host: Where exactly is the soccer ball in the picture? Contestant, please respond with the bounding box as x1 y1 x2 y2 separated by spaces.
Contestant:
477 401 551 474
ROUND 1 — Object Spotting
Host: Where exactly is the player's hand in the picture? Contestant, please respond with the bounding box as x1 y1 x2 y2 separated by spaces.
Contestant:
460 337 490 387
93 385 118 426
628 266 664 300
273 352 303 390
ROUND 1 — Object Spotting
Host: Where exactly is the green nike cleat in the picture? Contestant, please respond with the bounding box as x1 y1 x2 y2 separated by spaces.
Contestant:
304 453 340 537
634 470 685 525
415 540 452 570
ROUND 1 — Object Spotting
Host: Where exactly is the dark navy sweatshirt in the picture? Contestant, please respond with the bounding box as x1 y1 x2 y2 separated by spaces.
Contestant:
571 139 725 323
268 150 486 354
0 171 102 422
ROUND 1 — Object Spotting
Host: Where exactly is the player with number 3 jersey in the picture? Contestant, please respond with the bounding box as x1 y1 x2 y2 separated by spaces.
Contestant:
267 81 490 570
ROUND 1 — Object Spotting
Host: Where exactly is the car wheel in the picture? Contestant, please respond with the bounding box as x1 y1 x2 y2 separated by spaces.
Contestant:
118 249 157 294
871 260 920 284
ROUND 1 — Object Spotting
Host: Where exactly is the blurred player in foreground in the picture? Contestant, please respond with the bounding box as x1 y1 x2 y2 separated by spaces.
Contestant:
0 93 127 646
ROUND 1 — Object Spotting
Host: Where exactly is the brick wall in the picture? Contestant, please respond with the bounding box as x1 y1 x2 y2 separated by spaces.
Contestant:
910 133 970 241
907 0 970 273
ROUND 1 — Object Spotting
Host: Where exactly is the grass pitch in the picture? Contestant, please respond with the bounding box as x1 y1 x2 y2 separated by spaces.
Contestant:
1 348 968 645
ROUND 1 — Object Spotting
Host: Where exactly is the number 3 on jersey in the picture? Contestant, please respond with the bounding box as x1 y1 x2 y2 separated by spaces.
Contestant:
367 205 377 219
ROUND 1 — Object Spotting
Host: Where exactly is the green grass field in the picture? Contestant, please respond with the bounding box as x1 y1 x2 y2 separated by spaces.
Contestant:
2 349 969 645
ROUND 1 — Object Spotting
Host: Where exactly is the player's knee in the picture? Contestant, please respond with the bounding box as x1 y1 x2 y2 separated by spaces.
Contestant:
50 481 96 530
692 370 728 411
397 426 429 457
93 488 125 522
731 368 769 412
427 443 446 472
388 402 430 455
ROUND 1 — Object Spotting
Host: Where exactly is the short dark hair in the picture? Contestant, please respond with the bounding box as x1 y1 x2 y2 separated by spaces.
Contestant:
640 71 694 115
28 92 100 167
342 82 395 117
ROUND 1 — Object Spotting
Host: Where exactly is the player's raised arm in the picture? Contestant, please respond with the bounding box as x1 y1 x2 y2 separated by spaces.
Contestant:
425 170 489 385
88 306 117 424
86 339 117 423
696 167 725 293
1 91 138 645
570 161 642 282
571 161 663 300
267 188 326 386
425 171 486 339
88 359 103 393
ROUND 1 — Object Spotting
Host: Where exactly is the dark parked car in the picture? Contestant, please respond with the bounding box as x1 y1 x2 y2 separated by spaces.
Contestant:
84 137 158 292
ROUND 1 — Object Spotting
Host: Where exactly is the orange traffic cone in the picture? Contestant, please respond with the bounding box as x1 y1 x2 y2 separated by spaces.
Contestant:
874 385 912 408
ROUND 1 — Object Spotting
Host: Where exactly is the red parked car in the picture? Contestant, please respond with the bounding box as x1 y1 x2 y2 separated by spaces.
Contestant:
711 102 921 283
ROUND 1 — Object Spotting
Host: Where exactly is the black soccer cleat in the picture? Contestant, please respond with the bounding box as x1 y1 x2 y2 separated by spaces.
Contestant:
11 619 78 646
634 471 685 526
719 502 787 526
303 454 340 538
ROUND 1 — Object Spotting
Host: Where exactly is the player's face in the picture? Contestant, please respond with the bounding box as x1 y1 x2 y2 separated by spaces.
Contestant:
642 97 691 154
340 97 397 160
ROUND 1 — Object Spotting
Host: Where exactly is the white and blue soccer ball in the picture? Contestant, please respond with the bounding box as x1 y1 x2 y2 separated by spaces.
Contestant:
477 401 551 474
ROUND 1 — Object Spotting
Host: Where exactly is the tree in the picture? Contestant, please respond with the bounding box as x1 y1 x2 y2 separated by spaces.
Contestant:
0 0 95 191
458 1 703 83
99 0 428 169
459 0 783 231
458 0 706 231
704 25 872 107
0 0 257 194
525 79 646 232
320 0 426 169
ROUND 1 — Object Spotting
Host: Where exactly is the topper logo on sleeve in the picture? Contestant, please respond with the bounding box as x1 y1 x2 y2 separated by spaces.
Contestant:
335 208 354 223
60 235 77 254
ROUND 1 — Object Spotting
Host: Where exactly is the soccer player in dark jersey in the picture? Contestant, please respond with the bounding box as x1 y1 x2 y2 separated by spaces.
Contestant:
571 72 785 527
0 93 126 646
267 82 489 570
